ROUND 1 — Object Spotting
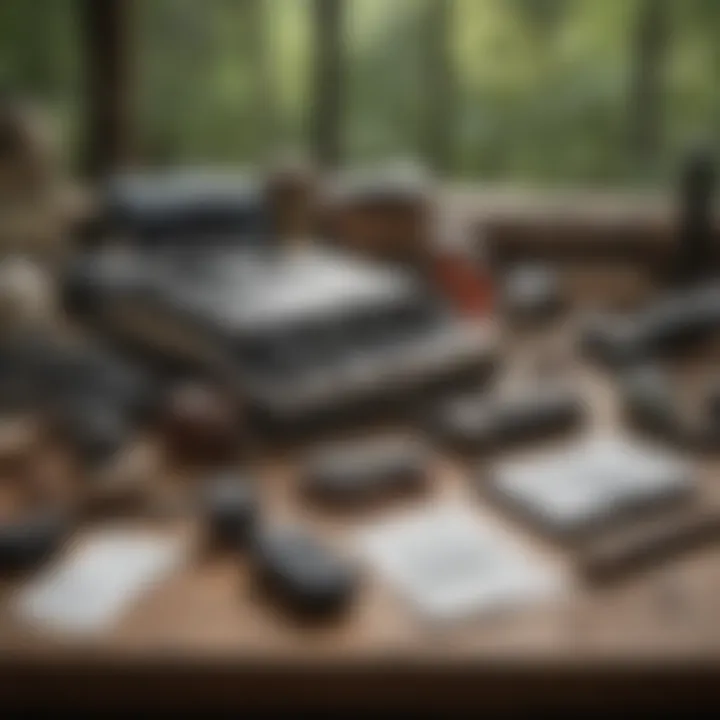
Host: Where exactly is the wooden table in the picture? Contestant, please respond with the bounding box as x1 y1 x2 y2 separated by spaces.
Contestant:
2 197 720 710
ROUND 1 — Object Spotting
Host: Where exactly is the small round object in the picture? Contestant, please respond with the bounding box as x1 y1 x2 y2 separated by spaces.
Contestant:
163 382 241 463
201 472 257 549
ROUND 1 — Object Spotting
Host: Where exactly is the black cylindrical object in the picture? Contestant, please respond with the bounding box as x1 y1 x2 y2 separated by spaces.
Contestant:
250 526 358 618
201 473 257 550
674 146 717 284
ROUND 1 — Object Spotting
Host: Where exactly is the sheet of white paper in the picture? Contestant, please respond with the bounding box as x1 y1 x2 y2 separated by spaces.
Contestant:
357 503 562 621
14 530 188 635
493 434 691 532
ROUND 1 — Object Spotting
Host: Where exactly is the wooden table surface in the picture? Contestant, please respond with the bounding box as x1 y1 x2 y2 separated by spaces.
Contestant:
2 199 720 709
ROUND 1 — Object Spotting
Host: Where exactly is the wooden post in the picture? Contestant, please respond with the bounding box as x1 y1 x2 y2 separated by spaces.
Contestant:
311 0 344 168
80 0 134 178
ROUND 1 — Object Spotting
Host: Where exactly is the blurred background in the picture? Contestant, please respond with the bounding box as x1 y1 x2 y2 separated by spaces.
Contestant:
0 0 718 186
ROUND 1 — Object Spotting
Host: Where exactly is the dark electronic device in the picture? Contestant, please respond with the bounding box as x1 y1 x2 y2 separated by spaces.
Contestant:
201 472 257 549
580 285 720 367
621 366 720 450
251 526 357 617
430 385 583 451
301 437 429 507
580 507 720 584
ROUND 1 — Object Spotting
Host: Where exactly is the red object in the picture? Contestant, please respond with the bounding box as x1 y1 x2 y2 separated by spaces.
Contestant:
432 252 494 317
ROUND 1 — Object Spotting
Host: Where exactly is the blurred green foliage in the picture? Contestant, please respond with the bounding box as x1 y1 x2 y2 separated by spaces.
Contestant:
0 0 81 166
0 0 718 186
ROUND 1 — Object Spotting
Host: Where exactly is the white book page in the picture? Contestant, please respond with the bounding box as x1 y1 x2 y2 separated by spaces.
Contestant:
13 530 188 635
357 503 562 621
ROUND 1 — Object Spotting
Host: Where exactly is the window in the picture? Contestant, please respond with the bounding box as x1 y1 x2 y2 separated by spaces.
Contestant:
5 0 720 186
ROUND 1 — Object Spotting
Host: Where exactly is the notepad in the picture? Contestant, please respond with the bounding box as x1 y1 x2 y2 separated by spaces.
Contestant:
491 435 692 534
357 503 561 621
14 530 188 635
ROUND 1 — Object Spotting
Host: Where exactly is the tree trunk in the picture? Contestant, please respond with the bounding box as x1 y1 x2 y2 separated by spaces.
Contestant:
311 0 344 168
79 0 134 179
423 0 455 175
245 0 275 163
629 0 668 177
